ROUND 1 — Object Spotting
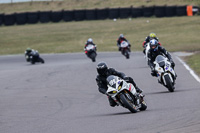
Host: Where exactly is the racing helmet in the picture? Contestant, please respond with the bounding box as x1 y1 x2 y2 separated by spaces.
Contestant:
149 32 156 39
26 48 32 52
150 39 158 51
97 62 108 76
119 34 124 38
87 38 93 43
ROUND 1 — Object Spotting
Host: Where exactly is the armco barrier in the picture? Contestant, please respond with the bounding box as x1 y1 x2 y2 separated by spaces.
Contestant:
27 12 39 24
176 5 187 16
119 7 131 18
51 11 63 22
154 6 166 17
4 14 15 26
108 8 119 19
74 10 85 21
165 6 176 17
143 6 154 17
132 7 143 18
0 14 4 25
96 8 108 20
85 9 96 20
15 12 27 25
63 10 74 22
39 11 51 23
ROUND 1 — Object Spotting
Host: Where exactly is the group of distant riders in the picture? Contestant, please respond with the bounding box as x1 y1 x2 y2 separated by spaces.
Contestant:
25 32 176 108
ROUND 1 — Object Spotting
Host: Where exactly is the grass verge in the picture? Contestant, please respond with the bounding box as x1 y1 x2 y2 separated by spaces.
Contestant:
184 52 200 77
1 0 200 14
0 16 200 55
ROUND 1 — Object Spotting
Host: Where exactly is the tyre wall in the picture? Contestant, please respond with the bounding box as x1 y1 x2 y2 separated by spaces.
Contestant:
119 7 131 18
39 11 51 23
27 12 39 24
51 11 63 22
63 10 74 22
74 10 85 21
85 9 96 20
154 6 166 17
132 7 143 18
4 14 15 26
143 6 154 17
0 5 196 26
96 8 108 20
0 14 4 26
15 12 27 25
108 8 119 19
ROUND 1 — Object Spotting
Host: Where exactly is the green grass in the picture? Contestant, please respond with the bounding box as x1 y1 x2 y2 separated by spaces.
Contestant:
184 52 200 76
1 0 200 14
0 16 200 55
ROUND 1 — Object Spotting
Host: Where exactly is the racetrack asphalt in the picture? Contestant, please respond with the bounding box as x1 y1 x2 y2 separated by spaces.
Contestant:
0 52 200 133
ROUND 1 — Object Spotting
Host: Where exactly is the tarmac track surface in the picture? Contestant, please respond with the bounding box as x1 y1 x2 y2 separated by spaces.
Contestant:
0 52 200 133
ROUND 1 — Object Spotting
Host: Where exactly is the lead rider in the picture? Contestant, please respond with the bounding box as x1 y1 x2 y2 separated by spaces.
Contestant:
96 62 143 107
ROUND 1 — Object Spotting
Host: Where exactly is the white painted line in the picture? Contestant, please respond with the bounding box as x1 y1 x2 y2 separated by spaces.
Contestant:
176 56 200 83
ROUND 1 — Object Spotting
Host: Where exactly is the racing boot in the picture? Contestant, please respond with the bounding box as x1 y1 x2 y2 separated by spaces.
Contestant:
108 96 117 107
135 86 143 94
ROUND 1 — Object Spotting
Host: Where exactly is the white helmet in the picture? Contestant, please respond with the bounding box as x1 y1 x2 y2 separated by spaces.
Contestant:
87 38 93 43
119 34 124 38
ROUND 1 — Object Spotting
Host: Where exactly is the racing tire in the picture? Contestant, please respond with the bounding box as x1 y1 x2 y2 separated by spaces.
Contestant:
120 93 137 113
90 52 96 62
164 74 174 92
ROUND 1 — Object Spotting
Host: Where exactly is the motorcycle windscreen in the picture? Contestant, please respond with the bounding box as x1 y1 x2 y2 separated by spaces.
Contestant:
106 75 118 88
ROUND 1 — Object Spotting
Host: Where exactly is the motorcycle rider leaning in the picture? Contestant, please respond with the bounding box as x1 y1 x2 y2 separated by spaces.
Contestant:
84 38 97 55
96 62 143 107
117 34 131 51
147 39 175 77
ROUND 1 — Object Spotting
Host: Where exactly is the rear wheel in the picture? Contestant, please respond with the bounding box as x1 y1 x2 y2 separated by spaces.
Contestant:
120 93 137 113
164 74 174 92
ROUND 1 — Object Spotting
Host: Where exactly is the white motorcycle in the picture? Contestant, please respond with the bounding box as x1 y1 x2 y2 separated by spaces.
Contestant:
144 42 150 61
106 75 147 113
153 55 176 92
85 44 97 62
120 41 130 59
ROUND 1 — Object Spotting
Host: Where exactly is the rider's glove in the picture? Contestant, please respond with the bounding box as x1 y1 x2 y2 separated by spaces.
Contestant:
123 76 130 82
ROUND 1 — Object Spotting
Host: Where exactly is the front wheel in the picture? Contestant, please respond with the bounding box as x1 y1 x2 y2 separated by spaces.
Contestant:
120 93 138 113
164 74 174 92
40 58 45 64
90 52 96 62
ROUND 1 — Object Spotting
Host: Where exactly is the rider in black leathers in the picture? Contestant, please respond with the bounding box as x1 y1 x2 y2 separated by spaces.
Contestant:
147 39 175 76
96 62 143 107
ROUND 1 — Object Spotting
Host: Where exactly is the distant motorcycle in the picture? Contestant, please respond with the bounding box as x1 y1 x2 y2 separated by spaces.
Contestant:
29 51 45 64
153 55 176 92
120 41 130 59
85 44 97 62
106 75 147 113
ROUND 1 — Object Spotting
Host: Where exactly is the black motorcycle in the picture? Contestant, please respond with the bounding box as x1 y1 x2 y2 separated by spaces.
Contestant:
85 44 97 62
29 51 45 64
